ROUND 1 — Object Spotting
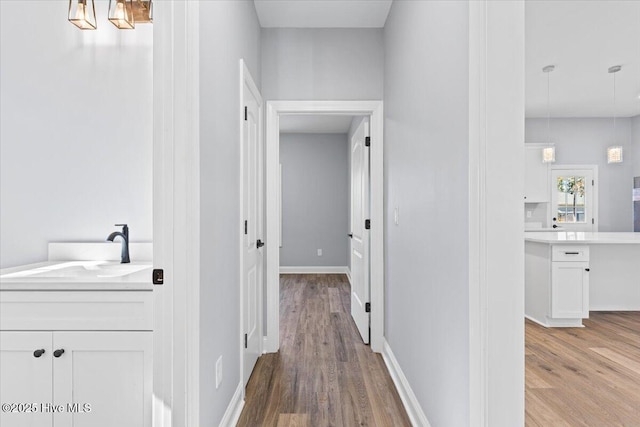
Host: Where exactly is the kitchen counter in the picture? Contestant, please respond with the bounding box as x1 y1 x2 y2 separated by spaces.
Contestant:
525 231 640 244
525 232 640 327
0 261 153 291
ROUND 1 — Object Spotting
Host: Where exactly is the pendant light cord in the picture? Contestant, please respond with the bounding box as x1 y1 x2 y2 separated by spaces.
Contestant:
547 70 551 143
613 71 617 143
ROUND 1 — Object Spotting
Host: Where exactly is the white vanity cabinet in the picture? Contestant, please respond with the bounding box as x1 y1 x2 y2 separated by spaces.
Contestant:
0 291 152 427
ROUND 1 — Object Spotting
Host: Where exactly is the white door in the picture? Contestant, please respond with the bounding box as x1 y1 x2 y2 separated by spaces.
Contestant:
0 332 53 427
551 168 597 231
52 331 152 427
350 119 370 344
242 65 263 386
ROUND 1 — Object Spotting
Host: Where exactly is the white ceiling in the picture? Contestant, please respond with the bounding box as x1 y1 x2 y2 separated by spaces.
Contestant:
254 0 640 118
254 0 393 28
525 1 640 118
279 115 356 134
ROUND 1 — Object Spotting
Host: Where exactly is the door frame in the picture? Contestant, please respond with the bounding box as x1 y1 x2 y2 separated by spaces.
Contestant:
239 59 264 388
264 100 384 353
550 165 599 232
153 1 201 426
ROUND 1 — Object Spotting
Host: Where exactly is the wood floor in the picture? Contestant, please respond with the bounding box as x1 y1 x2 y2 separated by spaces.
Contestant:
526 312 640 426
237 274 411 427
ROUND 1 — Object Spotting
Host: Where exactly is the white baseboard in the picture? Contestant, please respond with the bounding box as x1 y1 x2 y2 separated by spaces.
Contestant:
218 381 244 427
279 266 349 274
381 339 431 427
346 268 352 285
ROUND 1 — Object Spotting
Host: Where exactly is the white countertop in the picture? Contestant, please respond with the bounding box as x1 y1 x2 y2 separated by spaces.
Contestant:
525 232 640 245
0 261 153 291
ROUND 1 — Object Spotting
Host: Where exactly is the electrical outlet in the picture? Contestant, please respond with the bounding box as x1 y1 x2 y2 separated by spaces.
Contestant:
215 355 222 389
526 210 532 218
317 249 322 256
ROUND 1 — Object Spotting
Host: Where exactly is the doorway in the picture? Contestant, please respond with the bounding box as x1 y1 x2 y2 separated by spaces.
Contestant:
550 165 599 232
264 101 384 354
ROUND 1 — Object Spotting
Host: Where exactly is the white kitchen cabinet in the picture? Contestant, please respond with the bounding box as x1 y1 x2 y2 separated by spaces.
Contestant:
551 262 589 319
525 242 590 327
0 291 152 427
524 144 551 203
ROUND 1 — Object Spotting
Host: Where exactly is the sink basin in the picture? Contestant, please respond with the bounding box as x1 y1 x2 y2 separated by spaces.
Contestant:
0 261 150 279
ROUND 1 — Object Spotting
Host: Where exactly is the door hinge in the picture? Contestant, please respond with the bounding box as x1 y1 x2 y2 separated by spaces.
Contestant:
365 302 371 313
365 136 370 147
592 179 594 186
365 219 371 230
152 269 164 285
244 334 248 349
592 218 595 224
244 220 248 235
244 106 247 121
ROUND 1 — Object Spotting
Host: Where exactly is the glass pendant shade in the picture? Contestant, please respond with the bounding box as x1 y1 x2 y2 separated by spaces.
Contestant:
542 147 555 163
607 146 623 164
68 0 97 30
109 0 135 29
132 0 153 23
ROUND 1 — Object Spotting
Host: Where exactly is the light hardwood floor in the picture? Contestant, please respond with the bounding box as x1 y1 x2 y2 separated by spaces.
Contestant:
526 312 640 426
237 274 411 427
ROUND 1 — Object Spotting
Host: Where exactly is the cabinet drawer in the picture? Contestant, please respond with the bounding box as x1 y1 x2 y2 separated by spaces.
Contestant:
0 291 153 331
552 246 589 262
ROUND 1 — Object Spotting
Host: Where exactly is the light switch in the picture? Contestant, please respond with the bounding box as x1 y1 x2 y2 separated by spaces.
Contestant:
317 249 322 256
394 207 399 225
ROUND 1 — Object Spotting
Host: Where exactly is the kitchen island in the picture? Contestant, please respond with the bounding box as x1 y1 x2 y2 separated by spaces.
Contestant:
525 232 640 327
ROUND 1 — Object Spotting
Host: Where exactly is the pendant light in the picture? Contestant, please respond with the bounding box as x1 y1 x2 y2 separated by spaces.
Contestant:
109 0 135 29
607 65 623 164
68 0 97 30
542 65 556 163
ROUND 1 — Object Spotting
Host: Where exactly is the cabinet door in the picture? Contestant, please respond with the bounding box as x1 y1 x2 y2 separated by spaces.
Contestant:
52 331 152 427
524 146 550 202
0 332 53 427
551 262 589 318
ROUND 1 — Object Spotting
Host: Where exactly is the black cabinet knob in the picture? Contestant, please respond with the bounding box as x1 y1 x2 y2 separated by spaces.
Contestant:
585 268 590 272
53 349 65 358
552 224 558 228
256 239 264 248
348 233 353 238
33 349 45 358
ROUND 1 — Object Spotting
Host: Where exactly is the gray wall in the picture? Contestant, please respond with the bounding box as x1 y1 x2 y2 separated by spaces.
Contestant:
280 133 349 267
0 0 153 268
526 118 636 231
633 115 640 177
198 1 261 425
261 28 383 100
384 2 470 425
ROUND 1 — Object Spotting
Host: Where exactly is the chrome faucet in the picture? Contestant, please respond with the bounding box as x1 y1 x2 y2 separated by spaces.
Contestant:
107 224 130 263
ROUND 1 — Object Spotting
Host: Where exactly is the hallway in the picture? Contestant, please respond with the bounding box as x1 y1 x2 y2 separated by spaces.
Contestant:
237 274 411 426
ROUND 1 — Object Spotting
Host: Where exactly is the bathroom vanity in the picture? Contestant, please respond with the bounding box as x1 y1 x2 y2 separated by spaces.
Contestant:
525 232 640 327
0 246 153 427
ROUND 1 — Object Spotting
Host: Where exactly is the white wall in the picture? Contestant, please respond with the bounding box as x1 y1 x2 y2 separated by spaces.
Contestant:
261 28 383 100
0 0 153 268
198 1 261 425
384 2 471 425
633 115 640 177
280 133 349 267
526 118 636 231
